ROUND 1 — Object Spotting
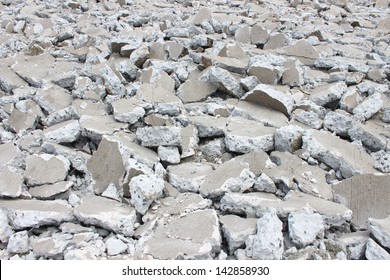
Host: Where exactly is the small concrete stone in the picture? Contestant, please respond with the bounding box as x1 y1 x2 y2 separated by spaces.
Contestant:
352 93 384 121
253 173 277 193
168 162 213 193
274 125 305 152
369 216 390 249
43 120 81 143
245 208 283 260
87 137 126 195
201 138 225 158
158 146 180 164
74 196 136 237
80 115 127 143
250 24 268 45
288 208 325 246
0 167 23 198
29 181 73 200
32 235 70 259
382 108 390 123
105 236 127 256
365 238 390 260
309 82 347 106
130 174 165 215
111 98 146 124
24 154 70 186
136 126 182 147
338 231 370 260
293 109 323 129
180 125 199 159
220 215 257 254
264 33 288 50
7 230 29 254
0 209 14 243
372 151 390 173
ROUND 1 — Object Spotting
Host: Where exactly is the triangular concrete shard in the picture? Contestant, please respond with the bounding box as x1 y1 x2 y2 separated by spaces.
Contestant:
333 174 390 229
243 84 294 117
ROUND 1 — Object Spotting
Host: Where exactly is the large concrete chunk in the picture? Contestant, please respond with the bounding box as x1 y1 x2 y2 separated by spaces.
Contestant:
111 98 146 124
34 85 72 113
302 130 376 178
177 79 217 103
245 208 284 260
0 167 23 198
308 82 347 106
333 174 390 228
24 154 70 186
80 115 127 143
136 126 182 147
352 93 384 121
369 216 390 249
224 117 276 153
220 215 257 254
0 199 74 229
74 196 136 237
168 162 214 192
242 84 294 117
86 137 126 195
140 209 221 259
0 64 28 93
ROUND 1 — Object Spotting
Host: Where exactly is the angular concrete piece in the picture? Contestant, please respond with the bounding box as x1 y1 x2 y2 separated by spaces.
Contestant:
87 137 126 195
338 231 370 260
245 208 283 260
202 54 248 75
274 125 305 152
29 181 73 200
369 216 390 249
0 63 28 93
43 120 81 143
180 125 199 158
352 93 384 121
129 174 165 215
111 98 146 124
302 130 376 178
34 85 73 113
74 196 136 237
308 82 347 106
141 209 221 259
136 126 182 147
365 238 390 260
0 167 23 198
177 79 217 103
189 115 227 138
224 117 276 153
80 115 127 142
168 162 213 193
288 208 324 246
282 39 319 65
220 215 257 254
243 85 294 117
0 199 74 229
24 154 70 186
333 174 390 228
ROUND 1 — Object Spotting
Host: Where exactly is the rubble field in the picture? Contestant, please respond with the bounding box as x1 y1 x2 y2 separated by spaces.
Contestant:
1 0 390 260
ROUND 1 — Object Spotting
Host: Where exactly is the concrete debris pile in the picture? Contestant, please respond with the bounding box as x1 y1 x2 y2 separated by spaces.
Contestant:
1 0 390 260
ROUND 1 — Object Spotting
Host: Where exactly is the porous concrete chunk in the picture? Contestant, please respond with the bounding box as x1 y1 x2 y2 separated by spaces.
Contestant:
168 162 213 193
274 125 305 152
105 236 127 256
302 130 376 178
29 181 73 200
293 109 323 129
231 101 288 128
0 199 74 229
352 93 384 121
309 82 347 106
288 208 325 246
100 65 126 96
130 174 165 215
111 98 146 124
189 115 227 138
382 108 390 123
220 215 257 254
80 115 127 143
130 46 150 68
365 238 390 260
180 125 199 158
323 110 355 137
348 121 390 152
0 167 23 198
201 138 225 158
74 196 136 237
136 126 182 147
282 39 319 65
245 208 283 260
253 173 276 193
224 117 275 153
243 84 294 117
177 79 217 103
24 154 70 186
34 85 72 113
199 153 262 198
7 230 29 254
32 235 70 259
0 209 14 242
265 151 333 200
0 64 28 93
158 146 180 164
141 209 221 260
333 174 390 229
338 231 370 260
369 216 390 249
373 151 390 173
87 137 126 195
199 66 244 98
43 120 81 143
